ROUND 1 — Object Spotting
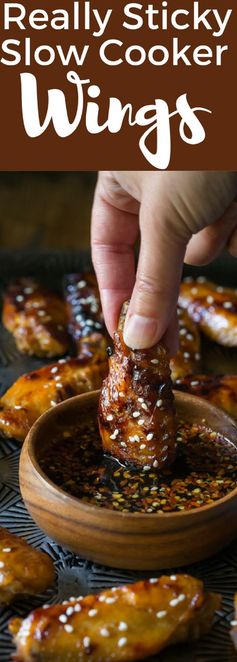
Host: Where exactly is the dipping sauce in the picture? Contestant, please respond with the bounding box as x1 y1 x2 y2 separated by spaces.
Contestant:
40 422 237 513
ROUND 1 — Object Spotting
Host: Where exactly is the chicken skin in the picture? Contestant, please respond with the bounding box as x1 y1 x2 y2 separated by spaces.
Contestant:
0 527 54 605
171 307 201 381
0 358 107 442
179 278 237 347
99 304 176 471
64 273 109 362
2 278 70 358
10 574 220 662
174 373 237 421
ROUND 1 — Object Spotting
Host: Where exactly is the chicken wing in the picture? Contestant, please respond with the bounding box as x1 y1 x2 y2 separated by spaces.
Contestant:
2 278 70 357
230 594 237 649
171 307 201 381
174 374 237 420
0 358 107 442
9 574 220 662
179 278 237 346
0 527 54 605
65 273 109 362
99 303 176 470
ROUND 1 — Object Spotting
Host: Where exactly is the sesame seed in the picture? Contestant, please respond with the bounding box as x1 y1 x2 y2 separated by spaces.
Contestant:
138 397 144 403
118 637 127 648
138 419 145 426
99 595 106 602
106 414 113 421
156 400 163 408
50 400 57 407
191 381 199 386
223 301 232 309
133 435 140 442
110 429 119 440
14 405 22 410
56 383 63 388
231 620 237 626
178 594 185 602
59 614 67 623
66 607 74 616
149 578 158 584
142 403 148 411
156 610 167 618
133 411 140 418
78 281 86 288
183 352 190 359
2 547 11 552
191 287 198 295
170 575 177 580
119 392 125 397
179 328 187 336
186 333 193 341
38 310 46 317
169 598 179 607
24 287 34 294
74 604 82 612
42 605 49 609
147 433 153 441
100 627 110 637
51 367 58 374
216 286 224 293
153 460 158 468
64 624 74 633
118 622 128 631
105 597 117 604
170 594 185 607
143 465 151 472
140 444 146 450
195 353 200 360
16 295 24 302
150 359 158 364
88 609 98 617
83 636 91 648
207 296 214 304
120 442 127 448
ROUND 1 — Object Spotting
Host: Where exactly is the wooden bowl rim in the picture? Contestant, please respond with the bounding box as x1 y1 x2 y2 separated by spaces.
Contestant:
22 389 237 521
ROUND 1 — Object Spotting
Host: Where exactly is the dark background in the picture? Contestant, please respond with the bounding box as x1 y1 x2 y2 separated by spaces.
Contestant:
0 172 96 249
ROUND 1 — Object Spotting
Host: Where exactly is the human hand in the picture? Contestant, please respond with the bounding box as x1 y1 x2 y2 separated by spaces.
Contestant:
91 171 237 351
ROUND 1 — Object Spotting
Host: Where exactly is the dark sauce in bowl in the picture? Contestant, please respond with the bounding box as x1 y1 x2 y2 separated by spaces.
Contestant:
40 422 237 513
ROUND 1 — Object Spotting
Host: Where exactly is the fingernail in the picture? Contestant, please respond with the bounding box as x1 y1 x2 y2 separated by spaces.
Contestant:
123 314 159 349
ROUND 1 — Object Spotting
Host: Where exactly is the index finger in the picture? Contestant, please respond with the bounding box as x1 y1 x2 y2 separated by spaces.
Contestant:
91 180 139 336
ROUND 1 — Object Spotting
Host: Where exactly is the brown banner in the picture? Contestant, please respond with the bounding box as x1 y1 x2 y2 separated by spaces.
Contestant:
0 0 236 170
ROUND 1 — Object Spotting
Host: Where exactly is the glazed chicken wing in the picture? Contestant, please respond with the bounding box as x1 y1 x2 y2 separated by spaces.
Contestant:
9 574 220 662
2 278 70 358
99 303 176 470
174 374 237 421
179 278 237 346
0 358 107 442
65 273 109 362
0 527 54 605
171 307 201 381
230 594 237 649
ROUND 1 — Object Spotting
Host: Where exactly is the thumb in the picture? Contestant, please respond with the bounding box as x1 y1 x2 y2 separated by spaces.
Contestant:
123 205 187 350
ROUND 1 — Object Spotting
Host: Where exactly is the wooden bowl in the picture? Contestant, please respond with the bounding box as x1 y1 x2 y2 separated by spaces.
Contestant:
20 390 237 570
